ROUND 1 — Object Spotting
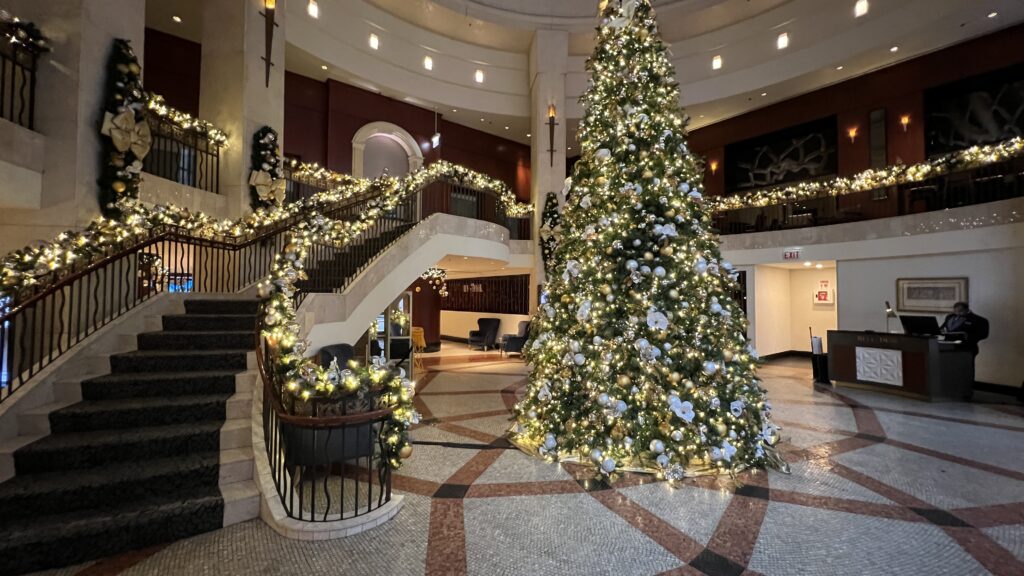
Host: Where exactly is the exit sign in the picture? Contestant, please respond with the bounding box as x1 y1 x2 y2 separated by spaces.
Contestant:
783 249 802 260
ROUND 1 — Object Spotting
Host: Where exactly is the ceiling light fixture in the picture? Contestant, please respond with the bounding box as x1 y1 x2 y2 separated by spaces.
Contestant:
836 65 844 70
815 264 824 269
761 92 768 97
307 0 319 18
712 54 723 70
475 69 485 83
988 11 998 18
777 32 789 50
803 261 812 267
321 64 328 70
504 126 509 130
172 15 182 23
423 55 433 71
890 46 899 53
526 133 531 138
854 0 869 18
369 33 379 50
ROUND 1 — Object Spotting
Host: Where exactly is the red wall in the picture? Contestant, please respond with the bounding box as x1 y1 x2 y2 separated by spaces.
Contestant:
691 24 1024 195
410 279 442 346
143 28 202 116
284 72 531 201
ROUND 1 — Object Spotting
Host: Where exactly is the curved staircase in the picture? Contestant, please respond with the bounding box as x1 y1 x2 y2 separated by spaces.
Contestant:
0 299 260 575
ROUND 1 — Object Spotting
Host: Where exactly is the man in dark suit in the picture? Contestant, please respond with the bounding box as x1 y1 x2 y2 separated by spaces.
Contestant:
941 301 989 356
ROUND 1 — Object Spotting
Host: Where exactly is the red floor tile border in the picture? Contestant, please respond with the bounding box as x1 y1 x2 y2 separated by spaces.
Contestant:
425 499 468 576
941 526 1024 575
446 448 505 486
782 436 878 463
465 480 585 498
952 502 1024 528
435 422 503 444
427 409 513 424
702 472 770 568
655 566 706 576
773 419 859 438
883 438 1024 482
591 490 706 563
768 488 925 523
869 407 1024 433
392 474 442 497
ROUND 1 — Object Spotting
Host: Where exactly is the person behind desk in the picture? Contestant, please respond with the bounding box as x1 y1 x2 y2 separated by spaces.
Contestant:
940 301 989 356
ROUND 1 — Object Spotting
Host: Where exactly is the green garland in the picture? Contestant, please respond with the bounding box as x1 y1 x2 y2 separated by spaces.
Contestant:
0 9 50 54
97 39 146 218
538 190 561 278
250 126 285 209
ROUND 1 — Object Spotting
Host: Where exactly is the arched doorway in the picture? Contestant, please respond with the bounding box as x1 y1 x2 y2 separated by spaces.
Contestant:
351 122 424 178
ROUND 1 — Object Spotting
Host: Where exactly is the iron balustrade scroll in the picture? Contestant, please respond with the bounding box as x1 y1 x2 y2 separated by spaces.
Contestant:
257 311 393 522
142 110 222 194
713 156 1024 235
0 26 42 130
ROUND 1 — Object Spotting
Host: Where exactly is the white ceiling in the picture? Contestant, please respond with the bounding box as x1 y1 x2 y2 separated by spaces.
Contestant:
146 0 1024 149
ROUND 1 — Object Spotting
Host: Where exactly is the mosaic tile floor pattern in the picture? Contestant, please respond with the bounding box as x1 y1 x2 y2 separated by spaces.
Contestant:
29 351 1024 576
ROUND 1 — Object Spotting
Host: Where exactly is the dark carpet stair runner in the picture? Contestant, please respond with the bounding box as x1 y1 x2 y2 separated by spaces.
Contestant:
0 299 260 576
297 222 415 293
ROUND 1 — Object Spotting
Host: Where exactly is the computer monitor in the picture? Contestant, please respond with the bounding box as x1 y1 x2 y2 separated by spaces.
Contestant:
899 314 941 336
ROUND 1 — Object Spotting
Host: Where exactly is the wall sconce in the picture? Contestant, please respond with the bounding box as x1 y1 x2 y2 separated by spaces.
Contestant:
260 0 279 87
547 104 559 167
900 114 911 132
847 127 859 143
709 160 719 175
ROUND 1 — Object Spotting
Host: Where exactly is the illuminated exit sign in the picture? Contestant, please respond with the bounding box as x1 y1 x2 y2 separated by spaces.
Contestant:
783 249 802 260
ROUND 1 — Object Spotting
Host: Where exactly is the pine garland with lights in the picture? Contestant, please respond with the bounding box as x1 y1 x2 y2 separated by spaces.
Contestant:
98 39 146 218
539 190 562 279
250 126 286 209
511 0 785 480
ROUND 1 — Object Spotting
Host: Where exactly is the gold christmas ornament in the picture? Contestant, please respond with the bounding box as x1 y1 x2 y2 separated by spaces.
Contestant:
111 180 127 193
399 445 413 459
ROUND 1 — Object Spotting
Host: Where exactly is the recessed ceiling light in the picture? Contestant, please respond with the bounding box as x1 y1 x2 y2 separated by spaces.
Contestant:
776 32 789 50
712 55 723 70
803 261 812 267
172 15 182 23
474 69 485 83
836 65 845 70
526 133 531 138
504 126 509 130
452 109 457 113
321 65 328 70
854 0 869 18
423 55 433 71
890 46 899 53
699 114 705 118
988 11 998 18
307 0 319 18
369 34 379 50
815 264 824 269
761 92 768 97
480 118 485 122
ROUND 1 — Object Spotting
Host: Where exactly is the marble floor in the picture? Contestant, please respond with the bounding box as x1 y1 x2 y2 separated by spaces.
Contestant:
31 349 1024 576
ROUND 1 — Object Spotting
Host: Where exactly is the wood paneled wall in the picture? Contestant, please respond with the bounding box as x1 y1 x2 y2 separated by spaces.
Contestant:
443 275 531 315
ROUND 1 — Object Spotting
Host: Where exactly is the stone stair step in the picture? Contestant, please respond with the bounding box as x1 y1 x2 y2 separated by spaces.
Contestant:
137 330 256 350
184 299 261 315
109 349 251 373
162 314 257 332
0 488 224 575
0 451 221 521
79 370 243 400
46 394 235 433
13 421 223 474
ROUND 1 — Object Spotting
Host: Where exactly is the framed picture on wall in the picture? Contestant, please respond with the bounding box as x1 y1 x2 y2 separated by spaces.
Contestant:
896 278 968 313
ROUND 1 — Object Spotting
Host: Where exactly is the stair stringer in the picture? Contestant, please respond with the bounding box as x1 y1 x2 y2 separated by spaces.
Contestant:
299 213 527 354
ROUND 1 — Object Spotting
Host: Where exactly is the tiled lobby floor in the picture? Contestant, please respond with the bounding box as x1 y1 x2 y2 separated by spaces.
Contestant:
33 348 1024 576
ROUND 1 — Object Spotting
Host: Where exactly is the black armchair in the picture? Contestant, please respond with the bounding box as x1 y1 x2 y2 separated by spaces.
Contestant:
319 344 355 368
468 318 501 350
502 321 531 357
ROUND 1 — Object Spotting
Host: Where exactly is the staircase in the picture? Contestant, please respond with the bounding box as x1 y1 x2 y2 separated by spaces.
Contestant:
297 221 416 293
0 299 260 575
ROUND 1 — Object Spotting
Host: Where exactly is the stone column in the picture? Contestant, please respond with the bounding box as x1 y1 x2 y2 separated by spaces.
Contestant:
529 29 569 310
0 0 144 253
198 0 286 220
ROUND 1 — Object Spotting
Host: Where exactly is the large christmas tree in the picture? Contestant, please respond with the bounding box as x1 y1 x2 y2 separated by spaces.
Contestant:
512 0 784 479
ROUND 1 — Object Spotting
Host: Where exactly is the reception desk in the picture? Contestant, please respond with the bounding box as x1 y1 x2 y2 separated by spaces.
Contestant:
827 331 974 400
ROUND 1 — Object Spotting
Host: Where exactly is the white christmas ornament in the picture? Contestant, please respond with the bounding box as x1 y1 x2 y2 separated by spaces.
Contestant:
703 361 718 375
650 439 665 453
601 457 617 473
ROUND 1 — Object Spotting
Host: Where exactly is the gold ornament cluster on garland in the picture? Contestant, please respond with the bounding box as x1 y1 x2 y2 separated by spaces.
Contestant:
250 126 286 208
0 9 50 54
420 267 449 297
707 136 1024 213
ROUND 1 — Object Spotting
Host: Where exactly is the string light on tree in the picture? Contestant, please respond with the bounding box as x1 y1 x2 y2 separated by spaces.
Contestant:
510 0 787 480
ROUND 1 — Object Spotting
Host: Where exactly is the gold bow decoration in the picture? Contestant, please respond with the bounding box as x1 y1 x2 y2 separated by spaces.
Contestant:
249 170 287 205
101 110 153 160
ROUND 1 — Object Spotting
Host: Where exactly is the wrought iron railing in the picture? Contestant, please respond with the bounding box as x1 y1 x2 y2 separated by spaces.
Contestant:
257 308 393 522
142 110 223 194
714 156 1024 235
282 165 334 205
0 26 42 129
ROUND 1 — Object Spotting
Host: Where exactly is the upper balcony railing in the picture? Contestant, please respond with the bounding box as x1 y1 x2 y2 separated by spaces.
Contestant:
141 108 223 195
0 13 48 130
711 140 1024 235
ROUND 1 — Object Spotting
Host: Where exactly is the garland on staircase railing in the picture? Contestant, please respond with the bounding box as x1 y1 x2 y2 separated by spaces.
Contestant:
0 160 531 306
250 126 286 209
706 136 1024 212
0 8 50 53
